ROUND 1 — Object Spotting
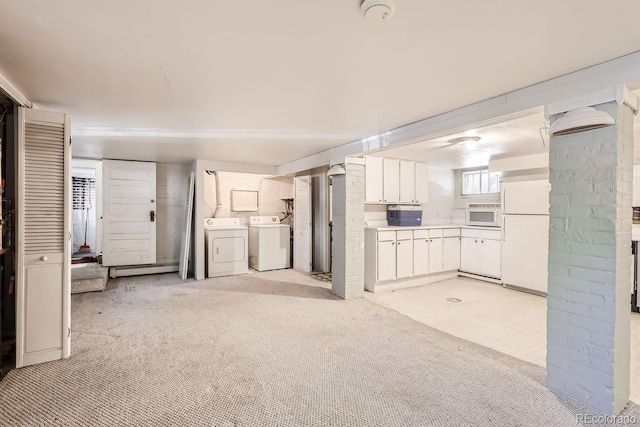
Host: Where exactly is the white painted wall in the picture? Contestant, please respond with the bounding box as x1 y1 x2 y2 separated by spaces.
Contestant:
202 171 293 222
364 166 455 225
422 167 455 223
156 163 190 265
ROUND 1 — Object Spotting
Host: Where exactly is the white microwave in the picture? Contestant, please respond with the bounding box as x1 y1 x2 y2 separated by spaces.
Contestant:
466 204 502 227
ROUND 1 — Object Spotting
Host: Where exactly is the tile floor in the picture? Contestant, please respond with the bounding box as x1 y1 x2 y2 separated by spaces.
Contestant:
366 277 640 404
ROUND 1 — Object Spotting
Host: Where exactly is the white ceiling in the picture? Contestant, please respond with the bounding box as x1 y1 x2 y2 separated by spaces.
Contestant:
374 108 549 169
2 1 640 165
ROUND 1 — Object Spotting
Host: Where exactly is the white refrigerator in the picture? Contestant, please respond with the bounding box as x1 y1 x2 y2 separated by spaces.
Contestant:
501 179 551 294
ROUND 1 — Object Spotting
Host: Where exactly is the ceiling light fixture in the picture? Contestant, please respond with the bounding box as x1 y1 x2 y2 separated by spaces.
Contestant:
548 107 615 136
448 136 481 146
361 0 396 21
327 164 346 177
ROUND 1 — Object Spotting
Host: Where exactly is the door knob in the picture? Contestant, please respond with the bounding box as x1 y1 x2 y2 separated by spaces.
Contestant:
40 256 48 261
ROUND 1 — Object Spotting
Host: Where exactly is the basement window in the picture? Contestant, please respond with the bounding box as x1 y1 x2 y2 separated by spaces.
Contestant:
461 168 501 196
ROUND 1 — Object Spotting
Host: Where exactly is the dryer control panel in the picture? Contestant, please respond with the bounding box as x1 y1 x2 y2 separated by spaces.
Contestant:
250 216 280 225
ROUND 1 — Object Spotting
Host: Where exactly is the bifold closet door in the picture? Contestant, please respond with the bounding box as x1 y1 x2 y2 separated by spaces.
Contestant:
16 108 71 368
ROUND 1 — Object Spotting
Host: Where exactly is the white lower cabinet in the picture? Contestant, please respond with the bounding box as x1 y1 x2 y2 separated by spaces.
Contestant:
428 238 443 274
365 227 463 292
460 237 479 274
478 238 501 278
459 229 501 279
443 237 461 271
377 240 397 282
396 238 413 279
413 238 429 276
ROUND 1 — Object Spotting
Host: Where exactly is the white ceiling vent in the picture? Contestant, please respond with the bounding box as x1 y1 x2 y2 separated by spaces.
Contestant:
361 0 396 21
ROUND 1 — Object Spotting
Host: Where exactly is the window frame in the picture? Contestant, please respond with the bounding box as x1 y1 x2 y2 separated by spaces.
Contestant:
459 167 501 197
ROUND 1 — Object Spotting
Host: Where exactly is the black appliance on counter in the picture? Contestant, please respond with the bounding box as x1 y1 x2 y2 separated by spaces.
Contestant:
632 241 639 313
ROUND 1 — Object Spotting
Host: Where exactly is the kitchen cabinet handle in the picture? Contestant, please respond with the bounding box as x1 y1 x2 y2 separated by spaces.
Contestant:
398 242 401 245
392 242 395 246
474 240 477 243
481 240 484 243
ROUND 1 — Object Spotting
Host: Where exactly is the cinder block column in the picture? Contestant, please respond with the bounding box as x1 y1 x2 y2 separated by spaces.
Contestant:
547 101 634 415
331 159 365 299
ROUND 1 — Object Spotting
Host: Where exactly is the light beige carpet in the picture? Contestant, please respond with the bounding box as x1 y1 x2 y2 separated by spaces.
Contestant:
0 270 638 426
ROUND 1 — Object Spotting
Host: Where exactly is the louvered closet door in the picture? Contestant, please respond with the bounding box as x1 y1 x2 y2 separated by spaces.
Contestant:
16 108 71 368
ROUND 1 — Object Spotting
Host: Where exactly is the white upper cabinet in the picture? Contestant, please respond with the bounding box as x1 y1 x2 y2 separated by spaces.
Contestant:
365 156 428 204
415 162 429 203
399 160 415 203
365 156 384 203
383 158 400 203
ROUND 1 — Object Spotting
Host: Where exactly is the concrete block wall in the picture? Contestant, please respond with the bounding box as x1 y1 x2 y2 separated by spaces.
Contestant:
546 102 633 415
332 161 365 299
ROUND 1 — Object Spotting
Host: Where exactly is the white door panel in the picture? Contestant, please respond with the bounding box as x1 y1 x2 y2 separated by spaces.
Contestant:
25 265 63 353
502 180 550 215
294 176 312 271
365 156 384 203
102 160 156 266
16 107 71 368
415 163 429 203
460 237 478 275
443 237 461 271
396 239 413 279
479 239 502 279
502 215 549 293
213 237 246 263
413 239 429 276
399 160 415 203
428 238 443 274
377 241 396 281
383 158 400 203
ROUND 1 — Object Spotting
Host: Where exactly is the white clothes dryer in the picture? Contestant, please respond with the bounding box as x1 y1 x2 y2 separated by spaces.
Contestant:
204 218 248 278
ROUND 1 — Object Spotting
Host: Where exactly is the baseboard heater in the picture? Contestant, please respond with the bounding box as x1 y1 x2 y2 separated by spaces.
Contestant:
109 263 179 278
458 271 502 285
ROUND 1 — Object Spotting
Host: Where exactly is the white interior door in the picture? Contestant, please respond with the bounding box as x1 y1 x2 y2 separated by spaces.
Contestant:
102 160 156 266
294 176 312 271
16 108 71 368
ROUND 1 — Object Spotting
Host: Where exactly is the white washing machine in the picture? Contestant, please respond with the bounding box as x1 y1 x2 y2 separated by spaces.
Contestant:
248 216 291 271
204 218 248 278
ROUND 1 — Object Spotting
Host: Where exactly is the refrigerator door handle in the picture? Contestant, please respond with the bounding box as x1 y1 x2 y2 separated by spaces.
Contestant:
503 189 507 213
502 216 505 241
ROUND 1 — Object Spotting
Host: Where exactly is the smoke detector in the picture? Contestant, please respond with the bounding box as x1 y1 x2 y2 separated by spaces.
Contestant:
361 0 396 21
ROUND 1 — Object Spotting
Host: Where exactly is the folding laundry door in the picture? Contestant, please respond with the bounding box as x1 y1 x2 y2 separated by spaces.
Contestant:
15 108 71 368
